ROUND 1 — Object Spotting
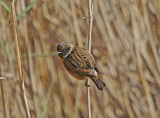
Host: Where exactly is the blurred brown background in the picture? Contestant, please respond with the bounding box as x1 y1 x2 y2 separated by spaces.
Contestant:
0 0 160 118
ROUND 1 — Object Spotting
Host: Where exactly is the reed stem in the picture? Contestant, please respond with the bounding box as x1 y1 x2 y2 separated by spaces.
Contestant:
11 1 31 118
87 0 93 118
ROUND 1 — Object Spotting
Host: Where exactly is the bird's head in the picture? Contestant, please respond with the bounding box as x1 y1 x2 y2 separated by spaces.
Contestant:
57 42 73 58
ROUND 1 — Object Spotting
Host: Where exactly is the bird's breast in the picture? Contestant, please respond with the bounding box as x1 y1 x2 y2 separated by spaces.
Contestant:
59 57 86 80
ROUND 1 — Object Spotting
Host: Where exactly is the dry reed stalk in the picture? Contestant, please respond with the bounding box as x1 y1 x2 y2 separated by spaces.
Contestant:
86 0 93 118
74 83 81 118
11 0 31 118
141 0 160 87
42 2 60 25
20 0 41 117
0 65 6 118
131 2 157 117
70 0 83 47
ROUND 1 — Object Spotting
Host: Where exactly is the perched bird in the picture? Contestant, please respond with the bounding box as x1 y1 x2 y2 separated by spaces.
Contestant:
57 41 106 90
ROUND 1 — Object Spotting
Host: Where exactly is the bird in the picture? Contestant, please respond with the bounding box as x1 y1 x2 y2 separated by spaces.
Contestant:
56 41 106 90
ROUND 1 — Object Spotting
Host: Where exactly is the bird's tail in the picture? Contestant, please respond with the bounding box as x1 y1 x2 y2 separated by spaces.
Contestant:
90 77 106 90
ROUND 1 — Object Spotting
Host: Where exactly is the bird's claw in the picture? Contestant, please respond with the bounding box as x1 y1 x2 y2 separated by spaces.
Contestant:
85 80 90 87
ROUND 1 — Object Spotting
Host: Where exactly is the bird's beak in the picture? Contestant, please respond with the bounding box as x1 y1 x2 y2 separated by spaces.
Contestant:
56 51 62 55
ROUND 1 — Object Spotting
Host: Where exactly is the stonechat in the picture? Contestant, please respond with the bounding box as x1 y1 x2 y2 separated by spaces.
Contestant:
57 41 106 90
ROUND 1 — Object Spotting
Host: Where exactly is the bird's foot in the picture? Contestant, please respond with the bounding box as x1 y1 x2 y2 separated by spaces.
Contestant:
85 80 90 87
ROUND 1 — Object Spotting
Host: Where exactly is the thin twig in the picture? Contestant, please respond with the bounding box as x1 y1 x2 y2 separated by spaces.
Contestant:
88 0 93 54
87 0 93 118
0 65 7 118
11 0 31 118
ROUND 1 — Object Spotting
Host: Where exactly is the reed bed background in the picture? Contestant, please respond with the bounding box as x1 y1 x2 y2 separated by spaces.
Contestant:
0 0 160 118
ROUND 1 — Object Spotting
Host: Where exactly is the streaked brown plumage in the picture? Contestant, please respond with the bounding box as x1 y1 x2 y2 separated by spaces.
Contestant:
57 41 106 90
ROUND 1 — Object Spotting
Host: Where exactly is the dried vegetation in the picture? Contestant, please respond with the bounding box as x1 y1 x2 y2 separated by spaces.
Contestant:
0 0 160 118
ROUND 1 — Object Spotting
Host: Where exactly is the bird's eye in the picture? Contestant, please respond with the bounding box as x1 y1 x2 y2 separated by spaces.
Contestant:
64 48 67 51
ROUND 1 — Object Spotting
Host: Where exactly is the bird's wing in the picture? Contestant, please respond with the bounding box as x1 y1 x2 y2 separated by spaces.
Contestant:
64 47 99 77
